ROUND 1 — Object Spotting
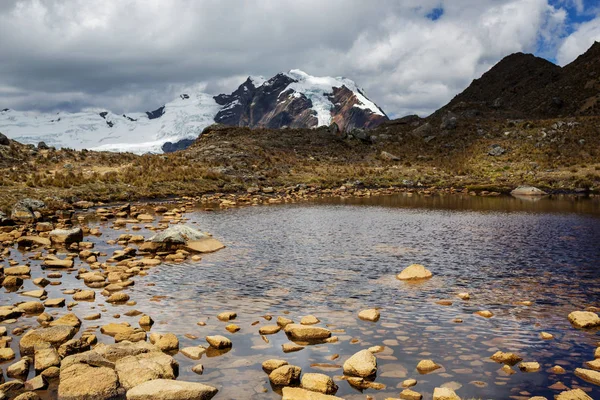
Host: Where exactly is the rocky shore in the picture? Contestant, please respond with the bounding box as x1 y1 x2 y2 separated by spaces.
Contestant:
0 195 599 399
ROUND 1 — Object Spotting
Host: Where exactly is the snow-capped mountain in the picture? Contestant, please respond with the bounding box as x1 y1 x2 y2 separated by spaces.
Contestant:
0 70 388 154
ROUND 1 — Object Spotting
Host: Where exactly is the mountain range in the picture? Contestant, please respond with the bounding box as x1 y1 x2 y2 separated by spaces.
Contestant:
0 70 387 154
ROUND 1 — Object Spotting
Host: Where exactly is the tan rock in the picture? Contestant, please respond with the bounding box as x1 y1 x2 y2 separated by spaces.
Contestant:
156 333 179 352
42 258 74 268
555 389 592 400
34 345 60 372
205 335 232 349
575 368 600 385
180 346 206 360
44 298 66 307
475 310 494 318
217 311 237 321
343 349 377 377
184 238 225 253
519 362 541 372
358 309 380 322
282 387 343 400
49 313 81 328
282 343 304 353
433 387 461 400
457 292 470 300
115 352 178 390
300 315 320 325
568 311 600 328
400 389 423 400
5 265 31 276
585 359 600 371
269 365 301 386
72 290 95 301
416 359 441 374
0 347 15 362
58 363 121 400
490 351 523 366
259 325 281 335
125 379 218 400
100 323 134 337
225 324 240 333
550 365 566 374
21 289 46 299
402 379 417 387
19 326 76 355
397 264 432 280
106 292 130 303
17 301 45 314
301 373 338 395
284 324 331 341
277 316 294 327
262 359 288 373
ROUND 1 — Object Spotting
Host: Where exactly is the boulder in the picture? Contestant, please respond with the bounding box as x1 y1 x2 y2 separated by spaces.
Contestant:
125 379 218 400
7 358 30 379
205 335 231 349
416 359 441 374
149 226 207 244
92 341 160 362
301 373 338 395
358 309 380 322
49 313 81 328
5 265 31 276
282 387 343 400
58 338 91 358
19 326 77 355
568 311 600 328
269 365 302 386
555 389 592 400
156 333 179 352
519 362 540 372
34 345 60 372
262 359 288 373
510 186 547 196
490 351 523 366
17 301 45 314
400 389 423 400
0 348 15 362
575 368 600 385
300 315 320 325
397 264 432 281
343 349 377 377
433 387 461 400
73 290 95 301
11 199 45 223
58 363 121 400
180 346 206 360
100 323 134 337
284 324 331 341
115 352 178 390
49 228 83 246
184 238 225 253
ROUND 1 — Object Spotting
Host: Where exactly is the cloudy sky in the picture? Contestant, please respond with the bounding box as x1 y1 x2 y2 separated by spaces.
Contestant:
1 0 600 118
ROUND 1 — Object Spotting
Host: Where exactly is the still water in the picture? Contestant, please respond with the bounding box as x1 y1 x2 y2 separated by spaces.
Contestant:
6 194 600 399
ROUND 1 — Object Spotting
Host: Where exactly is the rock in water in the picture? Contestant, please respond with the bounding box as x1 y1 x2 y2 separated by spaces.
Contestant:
149 226 207 244
115 352 178 390
300 373 338 395
125 379 218 400
269 365 302 386
397 264 433 281
433 387 461 400
283 324 331 341
343 349 377 377
568 311 600 328
49 228 83 246
19 326 77 355
358 309 380 322
575 368 600 386
282 387 344 400
555 389 592 400
58 363 121 400
510 186 547 196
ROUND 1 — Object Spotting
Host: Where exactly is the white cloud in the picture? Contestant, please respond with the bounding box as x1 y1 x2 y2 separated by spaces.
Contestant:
0 0 573 117
557 16 600 65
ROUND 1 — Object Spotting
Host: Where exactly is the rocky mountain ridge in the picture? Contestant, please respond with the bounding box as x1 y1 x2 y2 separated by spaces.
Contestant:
0 70 387 154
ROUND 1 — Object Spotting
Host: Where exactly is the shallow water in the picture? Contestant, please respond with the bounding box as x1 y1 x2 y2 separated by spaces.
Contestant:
3 194 600 399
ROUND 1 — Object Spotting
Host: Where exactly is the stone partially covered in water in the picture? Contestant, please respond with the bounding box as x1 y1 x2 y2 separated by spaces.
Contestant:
269 365 302 386
284 324 331 341
397 264 432 281
148 225 224 253
343 349 377 377
282 387 343 399
575 368 600 386
301 373 338 395
126 379 218 400
490 351 523 366
205 335 232 349
568 311 600 328
49 228 83 246
262 359 289 373
433 387 461 400
510 186 547 196
358 309 380 322
519 362 540 372
416 359 441 374
19 326 77 355
555 388 592 400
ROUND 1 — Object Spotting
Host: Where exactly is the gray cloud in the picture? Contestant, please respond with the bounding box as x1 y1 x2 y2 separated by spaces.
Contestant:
0 0 582 117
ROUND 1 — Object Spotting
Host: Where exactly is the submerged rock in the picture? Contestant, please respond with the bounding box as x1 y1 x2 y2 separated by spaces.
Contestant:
282 387 343 399
126 379 218 400
397 264 433 281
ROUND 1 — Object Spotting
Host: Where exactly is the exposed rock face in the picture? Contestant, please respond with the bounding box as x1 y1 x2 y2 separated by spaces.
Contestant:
214 71 387 132
125 379 218 400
